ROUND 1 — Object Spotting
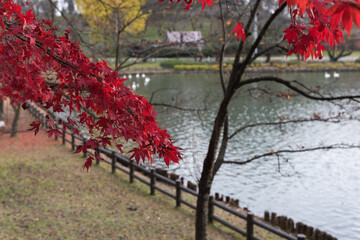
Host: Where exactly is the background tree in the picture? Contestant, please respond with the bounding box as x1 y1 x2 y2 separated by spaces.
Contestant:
325 41 353 62
10 103 20 137
76 0 149 70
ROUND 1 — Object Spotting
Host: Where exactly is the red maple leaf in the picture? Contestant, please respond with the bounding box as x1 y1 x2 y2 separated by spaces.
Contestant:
28 120 41 135
198 0 213 11
231 22 246 42
184 0 193 11
82 157 93 172
46 128 63 138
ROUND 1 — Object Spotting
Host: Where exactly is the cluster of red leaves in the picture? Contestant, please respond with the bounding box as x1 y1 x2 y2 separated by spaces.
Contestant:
0 0 182 170
160 0 360 61
281 0 360 61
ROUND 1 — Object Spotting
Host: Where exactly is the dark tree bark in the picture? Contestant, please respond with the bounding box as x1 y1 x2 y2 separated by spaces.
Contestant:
265 52 271 62
10 104 21 138
0 99 3 119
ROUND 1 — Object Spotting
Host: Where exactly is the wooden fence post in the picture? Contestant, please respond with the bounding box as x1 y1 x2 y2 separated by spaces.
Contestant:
54 123 58 141
297 234 306 240
247 212 254 240
208 196 214 223
111 151 116 174
176 180 181 207
71 130 75 151
62 126 66 145
44 115 48 129
41 113 44 128
150 169 155 195
95 148 100 165
129 160 134 183
82 138 86 158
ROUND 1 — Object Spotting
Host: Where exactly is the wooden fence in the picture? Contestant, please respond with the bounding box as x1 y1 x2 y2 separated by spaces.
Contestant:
27 104 310 240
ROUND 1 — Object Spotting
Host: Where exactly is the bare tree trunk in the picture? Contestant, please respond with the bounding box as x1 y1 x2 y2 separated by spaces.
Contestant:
265 52 271 62
0 99 3 119
196 96 231 240
10 104 21 138
195 2 286 239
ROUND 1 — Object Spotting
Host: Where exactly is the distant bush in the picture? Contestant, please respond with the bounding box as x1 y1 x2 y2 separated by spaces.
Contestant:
343 62 360 68
174 64 220 71
160 59 185 68
160 60 209 68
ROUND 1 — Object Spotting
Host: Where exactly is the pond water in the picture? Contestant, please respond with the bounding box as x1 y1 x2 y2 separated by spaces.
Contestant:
132 71 360 239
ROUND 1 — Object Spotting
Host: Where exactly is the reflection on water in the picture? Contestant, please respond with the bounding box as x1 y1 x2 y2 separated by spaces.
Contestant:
132 71 360 239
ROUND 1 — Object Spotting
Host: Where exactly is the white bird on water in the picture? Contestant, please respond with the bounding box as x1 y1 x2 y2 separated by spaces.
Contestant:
141 73 146 78
333 71 340 78
144 77 151 86
324 72 331 78
128 74 132 79
135 73 140 78
131 82 137 90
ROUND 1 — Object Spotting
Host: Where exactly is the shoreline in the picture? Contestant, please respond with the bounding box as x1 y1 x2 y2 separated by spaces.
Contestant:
122 65 360 76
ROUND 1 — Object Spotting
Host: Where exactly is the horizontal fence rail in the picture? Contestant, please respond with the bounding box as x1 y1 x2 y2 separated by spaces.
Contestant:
26 104 309 240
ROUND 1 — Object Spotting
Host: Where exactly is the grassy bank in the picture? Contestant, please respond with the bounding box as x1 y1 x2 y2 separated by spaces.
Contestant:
0 104 289 240
0 131 246 240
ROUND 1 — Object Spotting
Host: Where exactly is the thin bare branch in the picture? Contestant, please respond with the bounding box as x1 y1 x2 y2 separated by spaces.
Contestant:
223 144 360 165
236 76 360 101
150 103 206 112
233 0 262 65
228 117 347 140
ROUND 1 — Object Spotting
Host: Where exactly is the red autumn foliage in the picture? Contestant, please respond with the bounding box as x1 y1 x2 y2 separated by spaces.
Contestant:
0 0 182 170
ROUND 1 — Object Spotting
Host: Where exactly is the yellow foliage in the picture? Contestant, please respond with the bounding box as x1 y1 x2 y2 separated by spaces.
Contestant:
76 0 148 41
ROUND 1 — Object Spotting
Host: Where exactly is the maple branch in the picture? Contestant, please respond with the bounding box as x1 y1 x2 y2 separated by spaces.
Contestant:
223 144 360 165
4 21 105 85
5 23 75 70
236 76 360 101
